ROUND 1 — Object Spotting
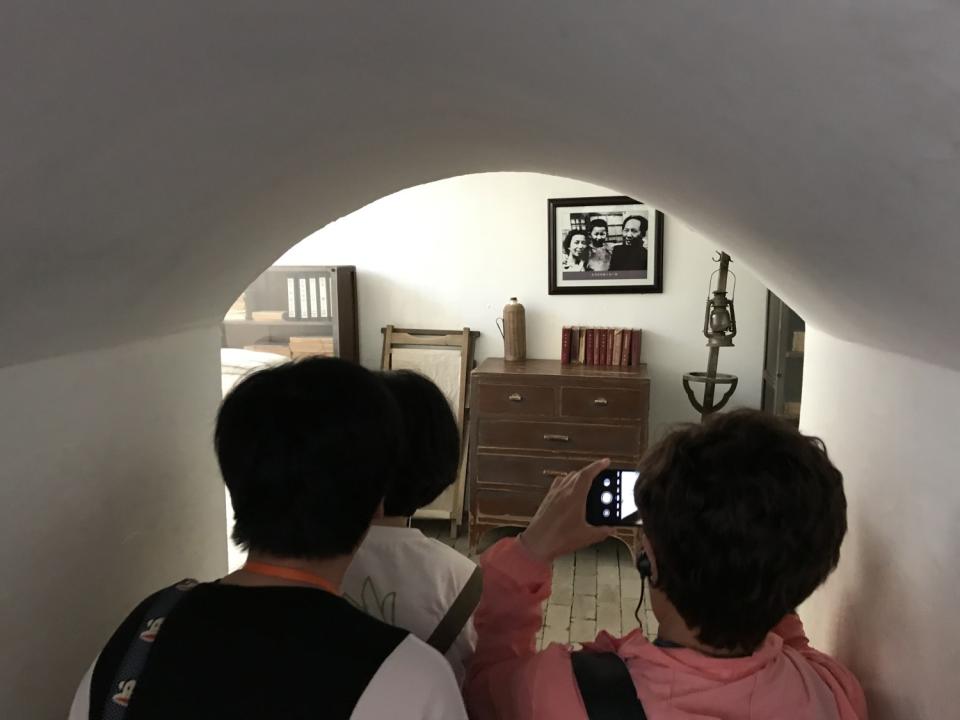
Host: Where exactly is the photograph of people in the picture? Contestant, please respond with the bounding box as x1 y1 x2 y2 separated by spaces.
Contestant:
561 229 594 271
548 195 664 294
586 218 612 271
608 214 649 273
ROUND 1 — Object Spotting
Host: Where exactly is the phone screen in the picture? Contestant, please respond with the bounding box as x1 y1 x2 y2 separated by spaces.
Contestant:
585 468 642 526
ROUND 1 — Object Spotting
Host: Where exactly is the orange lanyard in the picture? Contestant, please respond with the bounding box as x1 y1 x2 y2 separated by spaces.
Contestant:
241 561 340 595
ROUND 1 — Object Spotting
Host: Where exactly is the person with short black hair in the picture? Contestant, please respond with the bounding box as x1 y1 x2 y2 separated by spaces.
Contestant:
465 409 867 719
586 217 612 271
343 370 479 685
69 358 467 720
609 214 649 273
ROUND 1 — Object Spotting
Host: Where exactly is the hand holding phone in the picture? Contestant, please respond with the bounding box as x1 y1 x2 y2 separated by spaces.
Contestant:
518 458 615 563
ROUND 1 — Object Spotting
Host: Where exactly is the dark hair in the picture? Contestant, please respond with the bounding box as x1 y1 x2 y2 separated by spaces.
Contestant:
215 357 402 559
379 370 460 517
563 228 587 253
588 218 608 233
635 409 847 652
621 215 648 238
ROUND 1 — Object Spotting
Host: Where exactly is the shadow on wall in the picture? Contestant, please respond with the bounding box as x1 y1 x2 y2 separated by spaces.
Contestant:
834 519 895 716
833 514 954 720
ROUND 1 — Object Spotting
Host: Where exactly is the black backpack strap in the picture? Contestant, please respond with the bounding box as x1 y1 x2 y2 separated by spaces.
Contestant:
426 565 483 654
570 650 646 720
98 579 199 720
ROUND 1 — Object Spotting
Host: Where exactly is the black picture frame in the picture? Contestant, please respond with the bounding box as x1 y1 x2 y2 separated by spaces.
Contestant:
547 195 665 295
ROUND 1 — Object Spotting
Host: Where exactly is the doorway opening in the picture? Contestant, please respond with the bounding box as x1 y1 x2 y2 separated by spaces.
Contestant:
216 171 776 646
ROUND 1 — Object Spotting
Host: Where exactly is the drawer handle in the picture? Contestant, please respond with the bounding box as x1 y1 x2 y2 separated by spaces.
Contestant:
508 392 523 402
593 397 609 407
542 469 567 477
543 434 570 443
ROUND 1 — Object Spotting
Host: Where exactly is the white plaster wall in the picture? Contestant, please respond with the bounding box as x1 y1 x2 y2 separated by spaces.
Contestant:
0 328 227 719
277 173 768 437
799 328 960 720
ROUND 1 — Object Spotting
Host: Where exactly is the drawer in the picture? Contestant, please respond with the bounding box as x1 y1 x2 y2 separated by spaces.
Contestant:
475 383 556 417
560 385 648 420
473 486 548 520
478 419 642 457
476 453 596 490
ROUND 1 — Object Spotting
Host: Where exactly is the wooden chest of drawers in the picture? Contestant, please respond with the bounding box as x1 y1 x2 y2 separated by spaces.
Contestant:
467 358 650 550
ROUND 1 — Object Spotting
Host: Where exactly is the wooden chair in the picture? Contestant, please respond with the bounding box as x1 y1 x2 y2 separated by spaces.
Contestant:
381 325 479 537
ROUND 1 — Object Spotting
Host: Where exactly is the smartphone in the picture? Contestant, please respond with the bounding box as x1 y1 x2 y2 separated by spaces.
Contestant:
585 468 642 526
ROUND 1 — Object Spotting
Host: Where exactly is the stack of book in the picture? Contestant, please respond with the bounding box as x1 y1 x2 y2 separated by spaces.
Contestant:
250 310 287 322
560 327 642 367
244 343 291 358
289 336 335 359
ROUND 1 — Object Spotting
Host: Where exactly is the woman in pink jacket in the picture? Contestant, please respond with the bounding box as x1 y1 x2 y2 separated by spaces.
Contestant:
465 409 867 719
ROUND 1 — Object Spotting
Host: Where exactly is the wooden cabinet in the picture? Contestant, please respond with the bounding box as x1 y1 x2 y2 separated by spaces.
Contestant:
221 265 359 362
468 358 650 550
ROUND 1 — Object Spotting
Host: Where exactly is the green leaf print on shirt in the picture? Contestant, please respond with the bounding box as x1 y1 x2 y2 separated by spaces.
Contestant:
343 576 397 625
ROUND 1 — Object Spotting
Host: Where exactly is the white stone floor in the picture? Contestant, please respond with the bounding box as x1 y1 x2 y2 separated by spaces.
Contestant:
414 520 657 649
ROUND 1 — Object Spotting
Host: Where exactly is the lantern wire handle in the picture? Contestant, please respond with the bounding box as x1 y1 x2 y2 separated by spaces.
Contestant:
707 252 736 300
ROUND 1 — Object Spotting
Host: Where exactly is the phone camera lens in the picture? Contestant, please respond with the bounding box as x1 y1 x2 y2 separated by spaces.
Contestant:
603 478 611 487
602 509 611 518
600 491 613 505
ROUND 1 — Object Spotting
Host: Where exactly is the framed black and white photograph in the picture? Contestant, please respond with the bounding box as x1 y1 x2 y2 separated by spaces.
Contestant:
548 195 664 294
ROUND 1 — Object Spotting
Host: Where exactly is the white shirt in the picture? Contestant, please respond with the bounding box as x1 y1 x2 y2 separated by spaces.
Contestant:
69 635 466 720
343 525 478 685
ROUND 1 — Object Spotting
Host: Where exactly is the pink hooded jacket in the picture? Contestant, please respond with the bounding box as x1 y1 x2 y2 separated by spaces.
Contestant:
465 538 867 720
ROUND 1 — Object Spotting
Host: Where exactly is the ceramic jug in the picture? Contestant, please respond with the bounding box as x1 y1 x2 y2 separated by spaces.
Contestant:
497 297 527 362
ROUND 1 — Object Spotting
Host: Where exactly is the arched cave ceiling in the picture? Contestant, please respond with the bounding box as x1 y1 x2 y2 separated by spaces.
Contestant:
2 2 958 369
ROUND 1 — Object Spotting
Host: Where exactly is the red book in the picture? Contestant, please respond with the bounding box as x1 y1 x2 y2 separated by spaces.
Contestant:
607 328 615 365
561 326 571 364
585 328 594 366
620 329 632 366
570 327 580 364
612 329 623 366
592 327 600 366
598 328 607 366
630 329 643 366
